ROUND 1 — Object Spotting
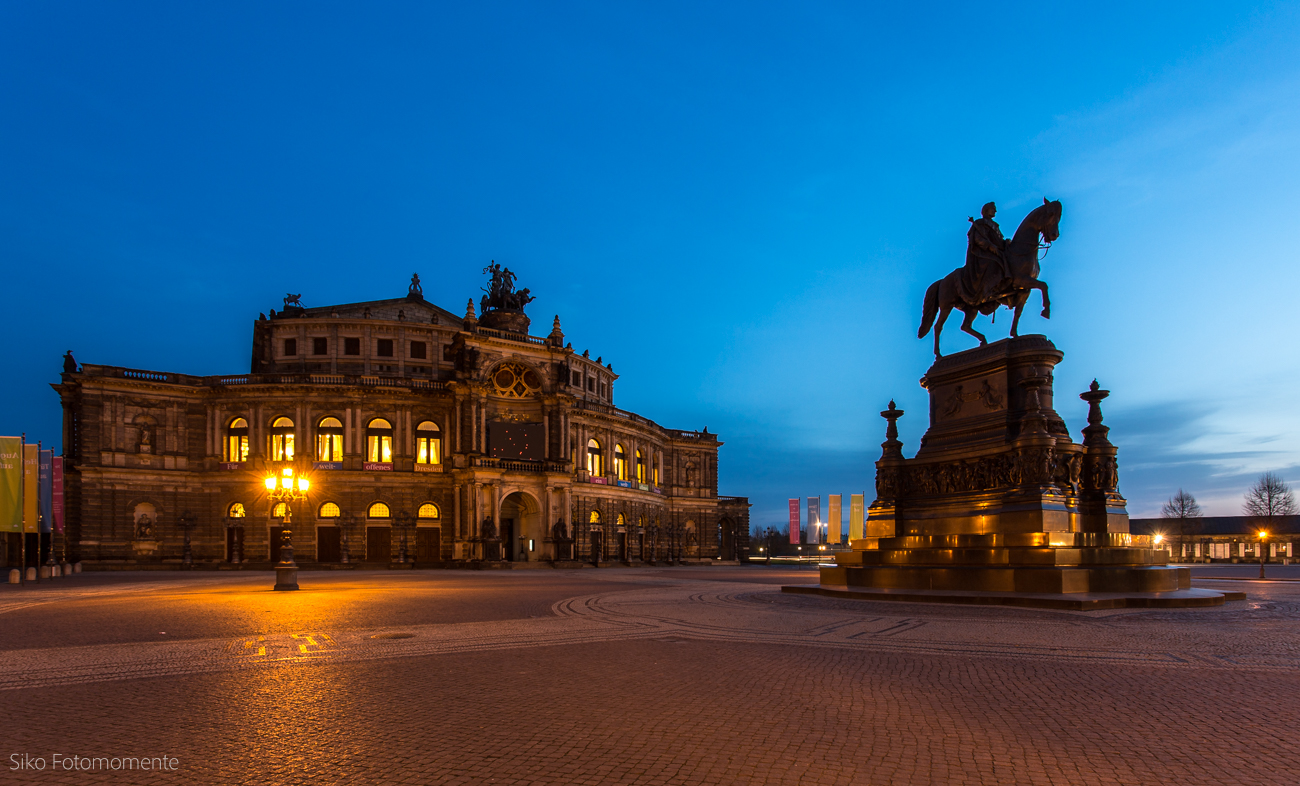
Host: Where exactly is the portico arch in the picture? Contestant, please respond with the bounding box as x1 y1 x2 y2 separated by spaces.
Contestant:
499 490 544 562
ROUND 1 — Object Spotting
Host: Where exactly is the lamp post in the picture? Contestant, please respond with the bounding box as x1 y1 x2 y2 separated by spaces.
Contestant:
1258 530 1269 579
264 466 310 591
393 510 414 565
339 512 351 565
179 510 197 569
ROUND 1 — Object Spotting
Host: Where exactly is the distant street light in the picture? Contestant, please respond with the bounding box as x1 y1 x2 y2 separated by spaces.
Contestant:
1258 530 1269 579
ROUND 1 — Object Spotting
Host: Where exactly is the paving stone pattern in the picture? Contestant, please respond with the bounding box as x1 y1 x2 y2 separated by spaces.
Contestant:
2 567 1297 785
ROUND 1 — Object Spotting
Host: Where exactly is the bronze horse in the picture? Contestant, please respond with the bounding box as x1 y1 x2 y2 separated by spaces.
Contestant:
918 198 1061 358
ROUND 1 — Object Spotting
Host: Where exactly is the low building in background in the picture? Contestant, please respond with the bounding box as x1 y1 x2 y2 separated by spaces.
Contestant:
1130 516 1298 563
52 271 749 568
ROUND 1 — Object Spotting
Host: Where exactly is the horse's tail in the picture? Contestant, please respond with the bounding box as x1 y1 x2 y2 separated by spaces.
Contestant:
918 280 940 338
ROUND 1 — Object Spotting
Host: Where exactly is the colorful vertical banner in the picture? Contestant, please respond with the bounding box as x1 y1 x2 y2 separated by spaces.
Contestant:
38 450 53 533
787 499 800 545
0 438 21 533
849 493 865 541
807 497 820 545
52 457 65 534
828 494 842 545
22 444 38 533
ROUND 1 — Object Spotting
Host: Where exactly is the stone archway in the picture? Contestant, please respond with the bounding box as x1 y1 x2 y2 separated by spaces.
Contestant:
499 491 543 562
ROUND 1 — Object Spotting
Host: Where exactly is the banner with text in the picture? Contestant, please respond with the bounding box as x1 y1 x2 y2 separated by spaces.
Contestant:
38 450 53 533
828 494 842 544
849 494 864 541
23 444 38 533
52 457 65 534
0 438 21 533
806 497 820 545
787 499 800 544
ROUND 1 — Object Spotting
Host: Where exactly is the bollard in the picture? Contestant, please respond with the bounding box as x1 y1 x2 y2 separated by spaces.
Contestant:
51 565 61 578
74 562 82 573
39 566 51 579
25 567 37 581
7 569 18 584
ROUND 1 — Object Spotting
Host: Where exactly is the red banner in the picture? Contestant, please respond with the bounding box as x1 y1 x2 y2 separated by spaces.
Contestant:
52 457 64 534
788 498 800 544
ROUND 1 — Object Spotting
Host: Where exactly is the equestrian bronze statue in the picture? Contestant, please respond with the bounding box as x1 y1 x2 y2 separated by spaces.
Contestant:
918 198 1061 358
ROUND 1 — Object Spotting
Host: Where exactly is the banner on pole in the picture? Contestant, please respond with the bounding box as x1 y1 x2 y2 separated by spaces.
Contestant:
828 494 842 545
23 444 38 533
807 497 820 545
849 493 865 541
52 457 65 534
787 499 800 544
0 438 21 533
39 450 53 533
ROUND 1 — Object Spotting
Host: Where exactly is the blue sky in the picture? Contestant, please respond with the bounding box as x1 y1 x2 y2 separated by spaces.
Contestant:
4 2 1299 529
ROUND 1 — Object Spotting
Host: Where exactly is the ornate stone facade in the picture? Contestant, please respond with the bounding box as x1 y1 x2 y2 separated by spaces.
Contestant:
54 275 749 568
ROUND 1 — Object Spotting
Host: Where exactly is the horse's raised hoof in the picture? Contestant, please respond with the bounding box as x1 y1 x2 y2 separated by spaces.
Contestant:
1041 308 1050 318
979 339 988 346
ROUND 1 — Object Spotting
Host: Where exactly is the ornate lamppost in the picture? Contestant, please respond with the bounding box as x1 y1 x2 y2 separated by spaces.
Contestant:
264 466 310 591
339 511 352 565
179 510 198 569
393 510 414 565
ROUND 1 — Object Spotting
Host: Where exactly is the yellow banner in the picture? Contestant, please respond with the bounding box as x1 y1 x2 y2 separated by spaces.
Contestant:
0 438 20 532
849 494 864 540
22 444 38 533
827 494 842 544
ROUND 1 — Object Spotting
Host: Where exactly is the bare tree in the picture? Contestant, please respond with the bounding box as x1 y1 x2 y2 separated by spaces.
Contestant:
1160 489 1203 562
1243 472 1296 522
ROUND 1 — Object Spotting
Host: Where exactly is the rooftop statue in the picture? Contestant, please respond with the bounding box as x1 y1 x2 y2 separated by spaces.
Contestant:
918 198 1062 358
480 261 535 313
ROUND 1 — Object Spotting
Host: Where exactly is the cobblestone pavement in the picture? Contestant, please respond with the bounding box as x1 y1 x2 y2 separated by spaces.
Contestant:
3 567 1297 785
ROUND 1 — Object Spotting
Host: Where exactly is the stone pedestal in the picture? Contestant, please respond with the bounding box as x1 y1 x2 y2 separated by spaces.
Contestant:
796 336 1231 609
274 565 299 591
479 309 530 334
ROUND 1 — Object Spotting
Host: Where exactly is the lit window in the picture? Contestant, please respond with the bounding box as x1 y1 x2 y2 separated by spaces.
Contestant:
586 439 603 476
225 418 249 463
319 502 340 518
367 419 393 463
653 455 660 486
635 449 646 482
614 444 627 481
368 501 391 519
227 502 246 518
416 421 441 465
316 417 343 461
270 417 295 461
617 513 626 528
589 510 601 524
272 502 287 518
418 502 439 519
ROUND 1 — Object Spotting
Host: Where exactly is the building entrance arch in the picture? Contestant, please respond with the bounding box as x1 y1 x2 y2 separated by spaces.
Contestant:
499 491 543 562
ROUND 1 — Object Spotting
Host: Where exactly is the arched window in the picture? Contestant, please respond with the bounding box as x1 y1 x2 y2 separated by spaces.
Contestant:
617 513 626 529
316 417 343 462
653 452 660 486
225 418 249 463
635 449 646 483
227 502 246 518
368 501 391 519
270 417 295 461
613 444 627 481
416 421 441 466
418 502 440 519
318 502 341 518
272 502 288 518
586 439 603 476
589 510 601 524
367 419 393 463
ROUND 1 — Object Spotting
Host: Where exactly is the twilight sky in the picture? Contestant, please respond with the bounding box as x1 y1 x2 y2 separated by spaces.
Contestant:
4 2 1299 530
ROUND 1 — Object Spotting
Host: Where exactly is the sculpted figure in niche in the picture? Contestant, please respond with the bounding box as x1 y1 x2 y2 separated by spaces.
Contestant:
138 423 153 453
136 514 154 539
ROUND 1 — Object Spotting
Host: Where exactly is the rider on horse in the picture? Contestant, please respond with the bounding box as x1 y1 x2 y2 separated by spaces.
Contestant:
959 202 1010 310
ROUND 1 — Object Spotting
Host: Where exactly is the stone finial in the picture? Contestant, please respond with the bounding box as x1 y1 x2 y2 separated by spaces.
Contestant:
1017 366 1050 436
463 298 478 331
880 400 904 458
549 315 564 346
1079 379 1112 448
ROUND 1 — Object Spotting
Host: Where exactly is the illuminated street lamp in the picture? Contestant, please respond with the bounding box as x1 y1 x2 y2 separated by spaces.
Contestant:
1258 530 1269 579
264 466 310 591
